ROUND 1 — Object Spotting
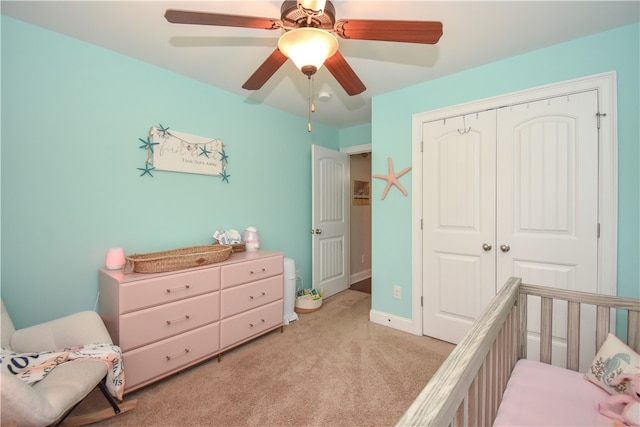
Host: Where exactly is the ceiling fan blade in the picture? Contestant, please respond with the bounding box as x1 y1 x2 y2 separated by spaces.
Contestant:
335 19 443 44
324 51 366 96
165 9 281 30
242 49 289 90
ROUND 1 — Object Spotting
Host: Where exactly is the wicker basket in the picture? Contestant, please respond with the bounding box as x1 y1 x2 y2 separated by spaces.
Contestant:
214 242 246 253
124 245 232 274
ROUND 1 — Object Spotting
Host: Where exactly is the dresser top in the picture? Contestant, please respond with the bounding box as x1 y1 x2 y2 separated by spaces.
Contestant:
100 249 284 283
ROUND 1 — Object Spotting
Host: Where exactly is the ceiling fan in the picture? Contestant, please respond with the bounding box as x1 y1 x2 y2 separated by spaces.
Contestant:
165 0 443 96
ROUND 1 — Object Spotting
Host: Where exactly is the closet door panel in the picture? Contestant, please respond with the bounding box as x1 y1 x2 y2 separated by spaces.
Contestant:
496 90 599 371
422 111 497 344
496 91 598 289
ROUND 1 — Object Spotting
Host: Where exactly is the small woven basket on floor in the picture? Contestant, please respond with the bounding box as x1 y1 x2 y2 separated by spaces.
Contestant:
124 245 232 274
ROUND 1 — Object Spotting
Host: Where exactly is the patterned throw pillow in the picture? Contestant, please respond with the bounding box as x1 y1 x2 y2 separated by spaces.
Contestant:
584 333 640 395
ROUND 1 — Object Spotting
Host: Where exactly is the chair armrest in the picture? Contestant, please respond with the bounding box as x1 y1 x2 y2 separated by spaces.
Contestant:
1 371 54 426
10 311 113 353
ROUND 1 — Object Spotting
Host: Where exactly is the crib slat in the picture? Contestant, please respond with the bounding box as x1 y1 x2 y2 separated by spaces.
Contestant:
467 375 478 426
566 301 581 371
540 297 553 364
518 292 528 359
628 311 640 353
595 305 611 352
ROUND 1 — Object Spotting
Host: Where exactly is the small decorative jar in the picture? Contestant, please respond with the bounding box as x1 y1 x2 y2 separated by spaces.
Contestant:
242 227 260 251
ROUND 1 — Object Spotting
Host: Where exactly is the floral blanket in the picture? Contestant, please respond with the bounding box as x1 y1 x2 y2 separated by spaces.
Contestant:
1 343 124 400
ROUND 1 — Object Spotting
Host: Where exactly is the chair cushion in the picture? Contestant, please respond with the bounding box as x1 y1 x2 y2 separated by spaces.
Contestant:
11 311 113 353
1 361 107 426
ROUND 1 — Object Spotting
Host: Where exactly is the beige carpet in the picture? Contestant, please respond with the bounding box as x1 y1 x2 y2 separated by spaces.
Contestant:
72 290 453 427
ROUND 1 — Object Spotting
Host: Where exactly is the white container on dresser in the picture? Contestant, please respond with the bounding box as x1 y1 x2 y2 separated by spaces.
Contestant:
99 250 284 393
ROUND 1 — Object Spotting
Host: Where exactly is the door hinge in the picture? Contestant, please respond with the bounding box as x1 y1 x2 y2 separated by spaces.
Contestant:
596 112 607 130
421 296 423 307
597 223 601 238
420 218 423 230
421 140 424 152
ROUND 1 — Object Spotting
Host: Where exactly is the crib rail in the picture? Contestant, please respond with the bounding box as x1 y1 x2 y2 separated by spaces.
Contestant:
396 277 521 427
519 284 640 369
396 278 640 427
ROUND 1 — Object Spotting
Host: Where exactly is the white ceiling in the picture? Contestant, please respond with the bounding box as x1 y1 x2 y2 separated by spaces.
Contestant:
2 1 638 128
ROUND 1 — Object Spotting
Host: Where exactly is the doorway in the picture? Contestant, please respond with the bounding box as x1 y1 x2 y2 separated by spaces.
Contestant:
349 151 372 294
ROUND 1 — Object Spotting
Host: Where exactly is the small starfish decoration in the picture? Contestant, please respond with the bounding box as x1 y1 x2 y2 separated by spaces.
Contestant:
219 149 229 163
137 163 155 177
220 170 230 183
138 136 159 153
372 157 412 200
157 124 170 137
199 145 212 158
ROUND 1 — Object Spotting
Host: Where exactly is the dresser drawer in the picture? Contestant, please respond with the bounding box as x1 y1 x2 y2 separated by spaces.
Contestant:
123 322 220 392
220 275 283 318
221 256 283 289
220 300 283 349
119 267 220 313
119 292 219 351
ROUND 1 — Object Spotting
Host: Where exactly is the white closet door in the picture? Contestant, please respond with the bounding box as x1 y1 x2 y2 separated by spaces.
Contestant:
422 111 497 343
496 90 600 370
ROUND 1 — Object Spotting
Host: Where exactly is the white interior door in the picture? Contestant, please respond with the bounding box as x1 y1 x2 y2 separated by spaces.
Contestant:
311 145 350 298
422 111 497 343
422 91 600 360
497 91 600 370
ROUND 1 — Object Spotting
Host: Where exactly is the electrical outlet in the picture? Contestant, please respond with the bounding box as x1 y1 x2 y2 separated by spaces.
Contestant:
295 270 301 279
393 285 401 299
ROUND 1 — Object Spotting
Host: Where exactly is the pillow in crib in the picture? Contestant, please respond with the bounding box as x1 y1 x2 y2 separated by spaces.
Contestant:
585 333 640 395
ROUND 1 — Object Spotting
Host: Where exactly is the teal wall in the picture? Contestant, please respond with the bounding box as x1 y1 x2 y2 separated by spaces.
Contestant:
339 123 372 149
1 17 338 328
371 23 640 319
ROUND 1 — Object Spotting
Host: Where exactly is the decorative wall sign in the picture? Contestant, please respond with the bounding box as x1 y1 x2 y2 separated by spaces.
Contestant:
137 124 229 182
372 157 411 200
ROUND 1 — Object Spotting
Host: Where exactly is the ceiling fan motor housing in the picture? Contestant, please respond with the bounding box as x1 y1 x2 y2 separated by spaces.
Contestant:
281 0 336 29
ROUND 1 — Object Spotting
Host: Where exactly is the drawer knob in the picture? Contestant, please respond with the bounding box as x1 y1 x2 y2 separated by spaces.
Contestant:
166 284 191 293
249 292 267 300
249 319 266 328
166 348 190 361
166 314 191 325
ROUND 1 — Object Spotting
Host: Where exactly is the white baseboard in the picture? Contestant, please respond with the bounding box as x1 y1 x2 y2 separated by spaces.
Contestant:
350 269 371 284
369 309 421 336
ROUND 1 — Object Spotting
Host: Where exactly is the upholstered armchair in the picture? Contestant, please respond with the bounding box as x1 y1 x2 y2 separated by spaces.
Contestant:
1 298 130 426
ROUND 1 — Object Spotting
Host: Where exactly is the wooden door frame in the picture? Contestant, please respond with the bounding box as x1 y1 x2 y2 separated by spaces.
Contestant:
411 71 618 336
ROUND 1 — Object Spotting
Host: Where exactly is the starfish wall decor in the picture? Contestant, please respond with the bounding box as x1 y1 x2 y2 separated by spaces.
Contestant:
136 124 229 182
372 157 412 200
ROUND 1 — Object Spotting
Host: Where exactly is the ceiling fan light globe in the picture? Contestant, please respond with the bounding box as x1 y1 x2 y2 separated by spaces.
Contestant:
278 27 338 74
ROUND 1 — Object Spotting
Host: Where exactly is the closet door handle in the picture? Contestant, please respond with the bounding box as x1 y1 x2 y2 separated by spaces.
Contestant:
500 244 511 253
482 243 492 251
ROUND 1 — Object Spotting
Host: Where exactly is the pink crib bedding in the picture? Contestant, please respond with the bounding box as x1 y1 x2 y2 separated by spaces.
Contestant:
493 359 613 426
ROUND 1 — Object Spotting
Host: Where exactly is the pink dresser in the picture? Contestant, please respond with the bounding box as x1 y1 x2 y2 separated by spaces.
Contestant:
99 250 283 393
